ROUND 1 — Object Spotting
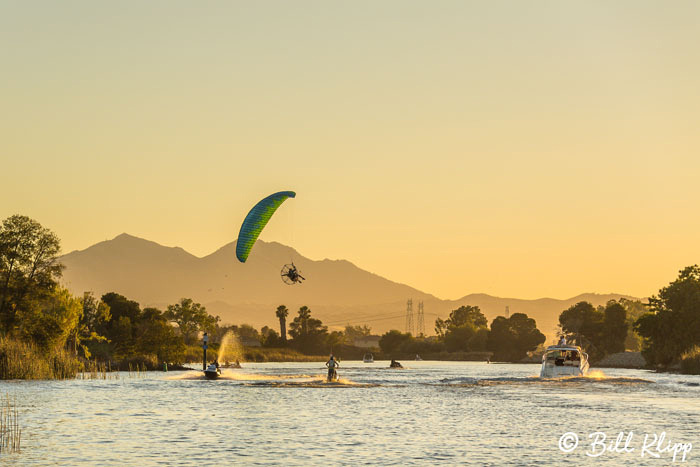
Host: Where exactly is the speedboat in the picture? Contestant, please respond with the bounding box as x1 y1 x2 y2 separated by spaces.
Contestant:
363 353 374 363
204 363 222 380
415 354 422 361
540 345 589 378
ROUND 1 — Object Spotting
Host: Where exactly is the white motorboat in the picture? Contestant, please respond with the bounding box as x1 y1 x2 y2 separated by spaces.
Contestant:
204 363 222 380
540 345 589 378
362 353 374 363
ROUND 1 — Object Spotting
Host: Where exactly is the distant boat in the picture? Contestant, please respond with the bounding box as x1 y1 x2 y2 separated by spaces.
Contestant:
204 363 222 380
415 354 422 361
363 353 374 363
540 345 589 378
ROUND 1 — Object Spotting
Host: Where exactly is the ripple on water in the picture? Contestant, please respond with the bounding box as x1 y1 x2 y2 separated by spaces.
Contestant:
1 363 698 466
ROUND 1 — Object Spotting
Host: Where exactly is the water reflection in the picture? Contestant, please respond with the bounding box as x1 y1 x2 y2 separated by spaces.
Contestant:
2 362 699 466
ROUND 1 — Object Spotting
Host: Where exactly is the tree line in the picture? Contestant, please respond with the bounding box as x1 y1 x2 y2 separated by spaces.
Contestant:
376 305 546 362
556 266 700 373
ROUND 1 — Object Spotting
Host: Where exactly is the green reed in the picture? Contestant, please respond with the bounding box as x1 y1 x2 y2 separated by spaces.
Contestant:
78 360 120 380
0 337 81 380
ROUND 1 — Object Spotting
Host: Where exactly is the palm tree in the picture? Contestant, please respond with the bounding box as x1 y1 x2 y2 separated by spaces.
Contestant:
276 305 289 343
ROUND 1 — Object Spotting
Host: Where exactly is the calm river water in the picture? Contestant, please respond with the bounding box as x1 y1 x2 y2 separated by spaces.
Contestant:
2 362 699 466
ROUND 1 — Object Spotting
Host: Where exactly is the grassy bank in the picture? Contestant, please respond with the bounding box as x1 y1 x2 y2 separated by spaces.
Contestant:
680 346 700 375
184 345 325 363
0 337 81 380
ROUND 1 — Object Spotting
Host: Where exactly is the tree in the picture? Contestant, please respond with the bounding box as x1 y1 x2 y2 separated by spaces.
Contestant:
434 318 447 338
288 306 328 354
443 305 488 329
558 300 627 361
17 287 82 352
444 325 476 352
343 324 371 345
0 215 63 331
111 316 136 359
165 298 219 345
379 330 413 355
619 299 646 351
635 265 700 366
436 305 489 352
67 292 111 358
260 326 282 347
327 330 345 352
559 301 602 348
136 307 185 363
275 305 289 343
488 313 545 362
231 324 261 341
601 301 627 355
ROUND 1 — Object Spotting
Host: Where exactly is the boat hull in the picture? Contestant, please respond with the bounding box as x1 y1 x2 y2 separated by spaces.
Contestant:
204 369 221 380
540 345 590 378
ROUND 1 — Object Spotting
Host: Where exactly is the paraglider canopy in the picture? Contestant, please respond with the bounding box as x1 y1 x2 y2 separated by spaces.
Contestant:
236 191 296 263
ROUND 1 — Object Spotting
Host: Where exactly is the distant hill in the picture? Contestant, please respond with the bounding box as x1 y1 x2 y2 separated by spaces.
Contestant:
60 234 639 342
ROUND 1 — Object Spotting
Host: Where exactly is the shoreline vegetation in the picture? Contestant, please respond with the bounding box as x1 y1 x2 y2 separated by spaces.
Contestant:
1 215 699 379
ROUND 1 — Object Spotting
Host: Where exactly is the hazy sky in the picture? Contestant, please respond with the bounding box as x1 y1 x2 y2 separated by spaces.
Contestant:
2 1 699 300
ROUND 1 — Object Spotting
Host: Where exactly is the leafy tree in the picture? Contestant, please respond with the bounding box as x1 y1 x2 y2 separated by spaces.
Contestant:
136 307 184 363
102 292 141 325
635 266 700 366
468 327 490 351
260 326 282 347
488 313 545 362
601 301 627 355
443 305 488 329
81 292 111 335
326 330 345 352
288 306 328 354
436 305 489 352
0 215 63 331
559 300 627 360
620 299 647 351
17 287 82 352
67 292 111 358
165 298 219 345
379 330 413 355
234 324 261 341
379 330 444 356
559 301 602 348
343 324 372 345
100 292 142 356
444 325 476 352
434 318 447 338
275 305 289 343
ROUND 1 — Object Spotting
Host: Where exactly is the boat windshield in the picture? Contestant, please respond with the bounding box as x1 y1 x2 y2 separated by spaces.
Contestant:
545 349 581 366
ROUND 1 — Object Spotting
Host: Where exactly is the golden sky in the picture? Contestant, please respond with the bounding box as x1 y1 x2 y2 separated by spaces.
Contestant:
2 1 699 300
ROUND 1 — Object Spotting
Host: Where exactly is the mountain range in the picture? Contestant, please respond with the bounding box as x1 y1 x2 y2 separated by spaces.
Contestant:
59 233 638 342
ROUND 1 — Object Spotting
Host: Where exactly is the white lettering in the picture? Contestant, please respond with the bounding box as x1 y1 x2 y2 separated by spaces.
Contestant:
586 432 607 457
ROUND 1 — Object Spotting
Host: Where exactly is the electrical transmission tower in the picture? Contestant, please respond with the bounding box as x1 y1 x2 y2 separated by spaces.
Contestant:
505 306 510 319
416 300 425 336
405 299 414 335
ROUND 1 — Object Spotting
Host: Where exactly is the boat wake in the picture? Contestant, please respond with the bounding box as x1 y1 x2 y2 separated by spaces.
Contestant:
439 375 653 386
165 370 376 385
244 377 378 388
